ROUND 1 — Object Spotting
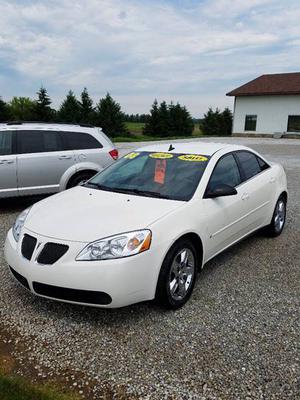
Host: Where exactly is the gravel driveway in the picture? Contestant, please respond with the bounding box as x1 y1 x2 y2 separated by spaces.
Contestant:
0 137 299 399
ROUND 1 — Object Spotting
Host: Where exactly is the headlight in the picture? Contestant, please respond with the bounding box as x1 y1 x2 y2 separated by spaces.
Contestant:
12 207 32 242
76 230 152 261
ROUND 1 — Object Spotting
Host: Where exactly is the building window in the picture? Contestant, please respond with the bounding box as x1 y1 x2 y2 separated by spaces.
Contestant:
244 115 257 131
287 115 300 132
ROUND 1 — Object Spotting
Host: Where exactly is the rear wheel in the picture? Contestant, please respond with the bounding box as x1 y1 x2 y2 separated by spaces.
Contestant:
67 171 96 188
265 195 287 237
155 239 197 309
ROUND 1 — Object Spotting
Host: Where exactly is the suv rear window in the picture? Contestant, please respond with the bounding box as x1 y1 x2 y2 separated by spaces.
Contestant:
62 132 102 150
17 131 62 154
0 131 13 155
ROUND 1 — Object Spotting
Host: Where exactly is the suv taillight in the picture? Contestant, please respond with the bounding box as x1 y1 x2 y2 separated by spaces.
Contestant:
109 149 119 160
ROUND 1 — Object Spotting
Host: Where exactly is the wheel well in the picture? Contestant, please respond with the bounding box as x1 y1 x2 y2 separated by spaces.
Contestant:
175 233 204 270
280 191 288 202
67 169 97 188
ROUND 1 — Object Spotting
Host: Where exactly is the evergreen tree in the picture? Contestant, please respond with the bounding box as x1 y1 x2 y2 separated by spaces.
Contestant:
201 107 232 136
95 93 127 137
144 100 194 137
221 107 233 135
35 86 54 121
0 97 10 122
157 101 169 136
143 99 160 136
58 90 81 123
9 97 36 121
80 87 95 123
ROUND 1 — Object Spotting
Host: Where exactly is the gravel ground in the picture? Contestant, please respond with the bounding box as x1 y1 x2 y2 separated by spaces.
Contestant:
0 137 299 399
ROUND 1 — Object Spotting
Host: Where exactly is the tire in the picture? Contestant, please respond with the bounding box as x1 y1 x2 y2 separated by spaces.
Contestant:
155 239 198 309
265 195 287 237
67 172 96 188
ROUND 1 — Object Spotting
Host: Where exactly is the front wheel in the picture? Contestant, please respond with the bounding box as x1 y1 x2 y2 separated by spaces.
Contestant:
265 195 287 237
155 239 198 309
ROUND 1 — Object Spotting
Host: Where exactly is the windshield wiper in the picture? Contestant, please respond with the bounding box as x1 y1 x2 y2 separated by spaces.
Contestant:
84 183 170 199
120 188 170 199
84 182 116 192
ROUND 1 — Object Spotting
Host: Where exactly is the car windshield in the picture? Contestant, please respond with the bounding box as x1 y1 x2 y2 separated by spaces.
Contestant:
86 151 210 201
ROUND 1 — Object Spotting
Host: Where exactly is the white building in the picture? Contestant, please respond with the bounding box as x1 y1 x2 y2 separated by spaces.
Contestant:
227 72 300 137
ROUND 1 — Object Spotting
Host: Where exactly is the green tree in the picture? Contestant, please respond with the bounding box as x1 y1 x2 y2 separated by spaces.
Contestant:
221 107 233 135
95 93 127 137
35 86 54 121
80 87 95 123
0 97 10 122
58 90 81 123
143 99 161 136
9 97 36 121
201 107 232 136
144 100 194 137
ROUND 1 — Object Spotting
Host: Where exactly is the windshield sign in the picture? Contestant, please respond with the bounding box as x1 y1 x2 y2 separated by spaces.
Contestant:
86 151 210 201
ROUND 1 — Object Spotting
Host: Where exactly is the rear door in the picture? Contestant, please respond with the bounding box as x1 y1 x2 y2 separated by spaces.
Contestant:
61 131 109 168
0 130 18 198
16 130 75 196
234 150 274 229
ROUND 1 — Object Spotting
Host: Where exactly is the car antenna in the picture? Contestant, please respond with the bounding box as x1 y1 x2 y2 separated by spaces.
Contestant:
168 144 175 151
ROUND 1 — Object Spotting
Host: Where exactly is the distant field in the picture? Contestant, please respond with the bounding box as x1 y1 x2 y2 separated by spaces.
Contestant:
121 122 203 142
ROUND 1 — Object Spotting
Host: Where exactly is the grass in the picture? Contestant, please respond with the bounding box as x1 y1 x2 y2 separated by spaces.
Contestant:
0 372 79 400
117 122 205 142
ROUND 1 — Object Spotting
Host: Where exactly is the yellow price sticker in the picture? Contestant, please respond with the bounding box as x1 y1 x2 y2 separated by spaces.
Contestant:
124 152 140 159
178 154 208 162
149 152 174 159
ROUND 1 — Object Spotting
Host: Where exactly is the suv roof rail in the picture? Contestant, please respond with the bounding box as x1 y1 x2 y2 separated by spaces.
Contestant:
2 121 96 128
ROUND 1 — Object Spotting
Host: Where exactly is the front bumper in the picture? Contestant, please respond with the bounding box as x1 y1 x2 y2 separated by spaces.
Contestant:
4 228 161 308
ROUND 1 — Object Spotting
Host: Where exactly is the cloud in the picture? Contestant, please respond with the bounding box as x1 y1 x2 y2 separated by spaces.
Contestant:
0 0 299 116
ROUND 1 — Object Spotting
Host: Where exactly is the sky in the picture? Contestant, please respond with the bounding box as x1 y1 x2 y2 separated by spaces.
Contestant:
0 0 300 117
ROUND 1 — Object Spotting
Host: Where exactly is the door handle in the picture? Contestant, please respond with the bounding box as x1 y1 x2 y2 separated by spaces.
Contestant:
0 159 14 164
59 155 72 160
269 177 276 183
241 193 249 200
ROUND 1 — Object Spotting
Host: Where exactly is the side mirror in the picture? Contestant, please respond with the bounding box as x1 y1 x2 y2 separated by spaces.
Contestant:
204 184 237 199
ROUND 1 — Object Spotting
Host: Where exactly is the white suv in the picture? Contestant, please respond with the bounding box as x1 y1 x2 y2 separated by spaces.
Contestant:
0 122 118 198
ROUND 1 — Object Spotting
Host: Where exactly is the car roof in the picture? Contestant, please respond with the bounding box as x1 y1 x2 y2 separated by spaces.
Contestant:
137 141 246 156
0 122 100 133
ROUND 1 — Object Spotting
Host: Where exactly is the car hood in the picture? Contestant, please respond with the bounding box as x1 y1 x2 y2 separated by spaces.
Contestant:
25 186 184 242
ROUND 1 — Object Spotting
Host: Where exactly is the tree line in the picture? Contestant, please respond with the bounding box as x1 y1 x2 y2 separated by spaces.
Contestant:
0 87 232 137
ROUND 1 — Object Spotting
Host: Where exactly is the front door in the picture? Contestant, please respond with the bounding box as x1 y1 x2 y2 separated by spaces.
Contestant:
203 153 247 260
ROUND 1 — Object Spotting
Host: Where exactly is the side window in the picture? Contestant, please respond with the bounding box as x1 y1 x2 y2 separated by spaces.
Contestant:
17 131 62 154
0 131 13 156
62 132 103 150
235 151 261 181
208 154 241 190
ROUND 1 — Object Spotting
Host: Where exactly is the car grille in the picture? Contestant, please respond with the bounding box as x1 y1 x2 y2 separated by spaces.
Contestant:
37 243 69 265
21 234 37 260
10 267 30 290
32 282 112 305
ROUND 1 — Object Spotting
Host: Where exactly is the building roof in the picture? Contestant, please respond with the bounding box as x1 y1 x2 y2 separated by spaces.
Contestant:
226 72 300 97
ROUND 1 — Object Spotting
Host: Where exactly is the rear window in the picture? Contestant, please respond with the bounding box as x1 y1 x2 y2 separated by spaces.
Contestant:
17 130 62 154
62 131 102 150
0 131 13 155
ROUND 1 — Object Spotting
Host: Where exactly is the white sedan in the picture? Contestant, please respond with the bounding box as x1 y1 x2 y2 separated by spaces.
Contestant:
5 142 287 309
